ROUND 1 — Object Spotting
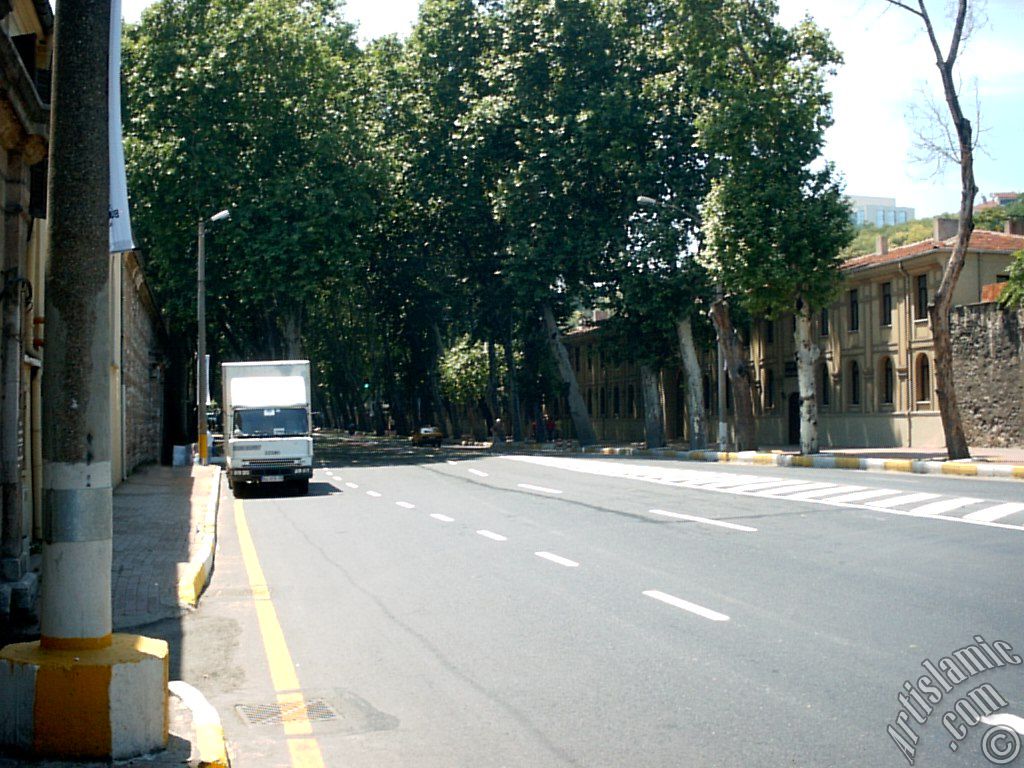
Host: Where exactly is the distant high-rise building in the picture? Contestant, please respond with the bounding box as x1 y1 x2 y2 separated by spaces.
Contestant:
847 195 915 228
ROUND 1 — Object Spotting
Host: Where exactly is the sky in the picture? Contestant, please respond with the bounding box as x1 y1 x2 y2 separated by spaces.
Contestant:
120 0 1023 219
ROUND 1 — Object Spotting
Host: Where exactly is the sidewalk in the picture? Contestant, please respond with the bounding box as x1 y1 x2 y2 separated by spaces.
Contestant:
0 464 228 768
580 441 1024 478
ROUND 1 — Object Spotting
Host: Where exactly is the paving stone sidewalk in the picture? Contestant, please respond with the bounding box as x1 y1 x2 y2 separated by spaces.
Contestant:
0 464 226 767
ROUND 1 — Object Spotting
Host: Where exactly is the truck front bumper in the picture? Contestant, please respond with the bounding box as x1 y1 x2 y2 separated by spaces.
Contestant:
229 466 312 484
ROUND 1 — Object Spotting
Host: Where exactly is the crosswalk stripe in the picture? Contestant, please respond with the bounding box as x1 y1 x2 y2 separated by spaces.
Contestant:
868 492 941 509
822 488 905 504
752 482 838 497
726 479 815 493
963 502 1024 523
781 485 864 501
906 497 984 516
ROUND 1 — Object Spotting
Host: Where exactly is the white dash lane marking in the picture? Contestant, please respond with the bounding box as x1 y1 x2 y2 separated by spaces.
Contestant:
964 502 1024 523
518 483 563 495
868 492 942 509
477 530 507 541
430 513 454 522
981 713 1024 735
345 482 359 489
535 552 579 568
366 490 382 498
905 496 984 516
643 590 730 622
396 501 416 509
648 509 757 532
468 468 489 477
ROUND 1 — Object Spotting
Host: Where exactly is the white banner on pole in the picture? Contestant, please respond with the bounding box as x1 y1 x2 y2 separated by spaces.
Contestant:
109 0 135 254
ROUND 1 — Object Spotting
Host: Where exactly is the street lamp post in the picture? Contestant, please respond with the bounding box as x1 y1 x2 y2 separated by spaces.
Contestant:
636 195 729 452
197 209 231 465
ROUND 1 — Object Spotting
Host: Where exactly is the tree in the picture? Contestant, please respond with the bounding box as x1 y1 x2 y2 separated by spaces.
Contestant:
697 3 853 453
999 250 1024 309
883 0 978 459
123 0 374 362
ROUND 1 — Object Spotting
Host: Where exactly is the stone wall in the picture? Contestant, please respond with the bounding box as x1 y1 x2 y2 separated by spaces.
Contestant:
950 303 1024 447
122 253 165 472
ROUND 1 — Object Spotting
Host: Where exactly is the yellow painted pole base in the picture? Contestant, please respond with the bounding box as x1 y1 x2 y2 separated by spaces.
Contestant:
0 633 169 760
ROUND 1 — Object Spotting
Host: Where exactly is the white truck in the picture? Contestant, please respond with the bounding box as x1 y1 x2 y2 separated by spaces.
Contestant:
222 360 313 495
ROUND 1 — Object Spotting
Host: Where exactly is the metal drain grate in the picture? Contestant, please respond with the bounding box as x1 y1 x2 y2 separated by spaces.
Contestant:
236 698 339 727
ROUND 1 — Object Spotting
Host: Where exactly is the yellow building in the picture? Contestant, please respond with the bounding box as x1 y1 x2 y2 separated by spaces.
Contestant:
562 218 1024 450
0 0 52 616
752 219 1023 448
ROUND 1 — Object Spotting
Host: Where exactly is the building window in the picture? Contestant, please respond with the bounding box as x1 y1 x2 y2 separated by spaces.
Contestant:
882 357 895 405
849 289 860 332
626 385 635 417
587 390 593 415
916 355 931 402
820 308 829 337
850 361 861 406
819 363 830 407
765 320 774 344
703 374 712 412
599 387 606 417
915 274 928 320
765 369 775 409
613 386 620 417
881 282 892 327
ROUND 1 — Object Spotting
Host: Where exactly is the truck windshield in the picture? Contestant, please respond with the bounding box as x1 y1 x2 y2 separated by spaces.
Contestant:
233 407 308 438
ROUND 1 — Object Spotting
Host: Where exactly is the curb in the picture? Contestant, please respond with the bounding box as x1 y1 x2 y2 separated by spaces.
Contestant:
581 445 1024 480
168 680 230 768
177 466 222 607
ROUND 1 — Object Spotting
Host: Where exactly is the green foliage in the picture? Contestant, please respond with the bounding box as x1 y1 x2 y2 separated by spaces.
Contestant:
842 218 937 258
696 1 854 316
123 0 374 359
438 336 511 406
975 199 1024 233
999 249 1024 309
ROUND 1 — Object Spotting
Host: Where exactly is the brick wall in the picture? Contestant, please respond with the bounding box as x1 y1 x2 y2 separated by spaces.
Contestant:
950 303 1024 447
122 254 165 472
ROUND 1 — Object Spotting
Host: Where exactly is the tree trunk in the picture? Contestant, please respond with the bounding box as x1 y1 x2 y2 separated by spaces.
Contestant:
280 308 303 359
793 302 820 455
639 364 666 448
430 323 457 437
675 316 707 450
504 318 523 441
541 303 597 446
486 338 500 423
886 0 973 459
708 298 757 450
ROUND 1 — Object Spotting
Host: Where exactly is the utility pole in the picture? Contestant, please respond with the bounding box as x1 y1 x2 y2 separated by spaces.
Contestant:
0 2 168 758
197 219 207 464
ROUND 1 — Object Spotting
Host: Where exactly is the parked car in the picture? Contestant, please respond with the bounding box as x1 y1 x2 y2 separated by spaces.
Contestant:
411 425 444 447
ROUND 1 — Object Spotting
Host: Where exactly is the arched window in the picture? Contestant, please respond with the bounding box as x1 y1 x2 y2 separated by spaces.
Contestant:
613 386 620 417
850 361 861 406
882 357 895 405
819 363 830 407
916 354 931 403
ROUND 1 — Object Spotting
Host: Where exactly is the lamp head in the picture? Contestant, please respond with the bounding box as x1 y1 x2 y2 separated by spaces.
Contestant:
210 209 231 223
636 196 658 208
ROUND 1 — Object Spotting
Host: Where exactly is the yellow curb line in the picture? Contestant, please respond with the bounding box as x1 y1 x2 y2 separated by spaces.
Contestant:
941 463 979 476
168 680 230 768
178 467 222 607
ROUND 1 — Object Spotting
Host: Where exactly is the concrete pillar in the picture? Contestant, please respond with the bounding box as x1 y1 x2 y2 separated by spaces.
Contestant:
0 3 168 759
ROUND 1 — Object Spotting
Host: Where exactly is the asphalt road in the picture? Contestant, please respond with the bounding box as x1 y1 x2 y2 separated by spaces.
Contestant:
182 438 1024 768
